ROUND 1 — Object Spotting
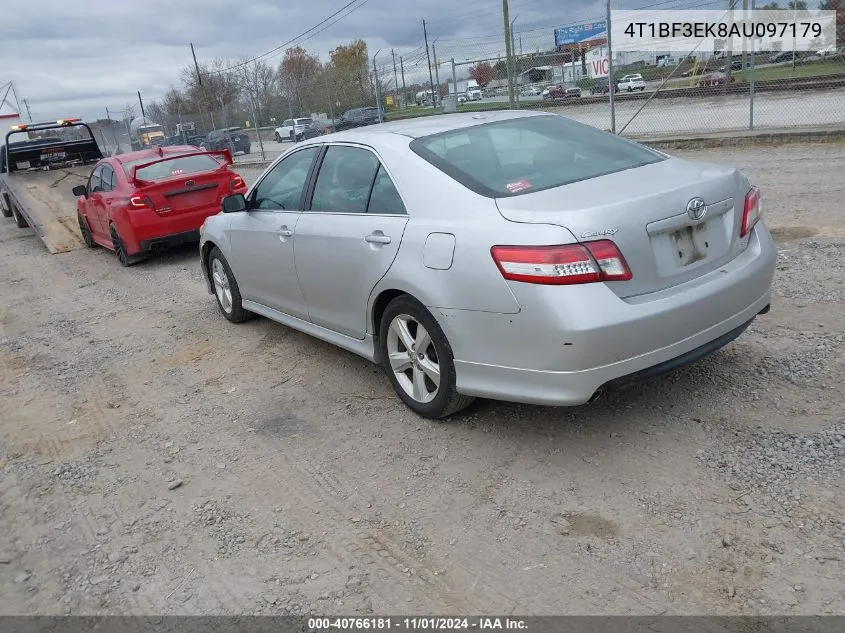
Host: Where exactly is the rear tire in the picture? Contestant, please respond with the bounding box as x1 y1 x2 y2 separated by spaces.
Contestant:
110 223 137 267
78 211 96 248
208 247 253 323
11 204 28 228
378 295 474 420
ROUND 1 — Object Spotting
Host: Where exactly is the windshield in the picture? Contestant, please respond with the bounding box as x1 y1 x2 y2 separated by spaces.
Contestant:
123 153 222 181
409 115 665 198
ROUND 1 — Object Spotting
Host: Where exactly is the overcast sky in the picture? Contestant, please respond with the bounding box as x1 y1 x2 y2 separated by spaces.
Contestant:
0 0 623 121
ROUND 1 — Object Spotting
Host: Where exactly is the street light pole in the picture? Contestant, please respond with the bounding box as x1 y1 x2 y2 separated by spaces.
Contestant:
373 49 383 122
503 0 515 109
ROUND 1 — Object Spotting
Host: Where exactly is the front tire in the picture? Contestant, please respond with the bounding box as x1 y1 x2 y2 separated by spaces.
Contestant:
78 211 96 248
208 247 252 323
379 295 474 420
274 133 281 142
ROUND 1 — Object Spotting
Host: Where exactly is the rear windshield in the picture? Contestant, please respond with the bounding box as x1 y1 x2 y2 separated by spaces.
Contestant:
124 153 221 181
409 115 665 197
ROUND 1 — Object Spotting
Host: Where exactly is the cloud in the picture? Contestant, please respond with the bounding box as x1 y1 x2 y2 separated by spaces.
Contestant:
0 0 608 121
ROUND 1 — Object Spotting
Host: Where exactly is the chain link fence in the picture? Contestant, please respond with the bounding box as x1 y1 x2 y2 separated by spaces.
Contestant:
369 0 845 139
94 1 844 157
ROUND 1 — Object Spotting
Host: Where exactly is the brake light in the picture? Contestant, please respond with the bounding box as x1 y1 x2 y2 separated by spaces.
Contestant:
230 175 245 191
129 195 153 209
490 240 632 285
740 186 761 238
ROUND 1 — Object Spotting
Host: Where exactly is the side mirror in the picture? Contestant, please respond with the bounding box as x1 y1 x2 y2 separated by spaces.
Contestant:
72 185 88 197
221 193 247 213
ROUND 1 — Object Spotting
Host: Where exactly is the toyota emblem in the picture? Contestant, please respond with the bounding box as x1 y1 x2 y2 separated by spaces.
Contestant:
686 197 707 220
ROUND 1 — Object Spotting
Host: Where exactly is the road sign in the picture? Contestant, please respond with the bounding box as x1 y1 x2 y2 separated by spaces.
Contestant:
554 21 607 48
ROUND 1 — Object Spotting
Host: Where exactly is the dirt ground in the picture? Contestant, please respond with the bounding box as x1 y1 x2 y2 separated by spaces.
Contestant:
1 143 843 616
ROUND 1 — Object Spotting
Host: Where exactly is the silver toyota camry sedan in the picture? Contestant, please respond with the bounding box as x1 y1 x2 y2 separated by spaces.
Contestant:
199 111 776 419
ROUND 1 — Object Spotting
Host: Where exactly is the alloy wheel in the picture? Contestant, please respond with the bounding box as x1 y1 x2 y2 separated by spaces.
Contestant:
211 258 233 314
386 314 440 404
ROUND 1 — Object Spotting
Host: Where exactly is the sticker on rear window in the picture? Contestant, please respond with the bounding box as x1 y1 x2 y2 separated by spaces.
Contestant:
505 179 532 193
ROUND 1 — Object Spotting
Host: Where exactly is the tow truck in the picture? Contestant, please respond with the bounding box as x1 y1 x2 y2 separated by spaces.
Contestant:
0 118 103 253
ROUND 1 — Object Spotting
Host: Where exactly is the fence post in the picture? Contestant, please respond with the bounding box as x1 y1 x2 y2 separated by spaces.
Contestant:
749 0 756 130
606 0 616 134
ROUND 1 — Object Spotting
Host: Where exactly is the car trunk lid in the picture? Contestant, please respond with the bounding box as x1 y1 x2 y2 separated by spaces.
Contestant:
129 150 235 217
495 158 750 299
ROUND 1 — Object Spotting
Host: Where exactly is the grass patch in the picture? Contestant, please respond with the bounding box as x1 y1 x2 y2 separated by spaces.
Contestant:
734 59 845 82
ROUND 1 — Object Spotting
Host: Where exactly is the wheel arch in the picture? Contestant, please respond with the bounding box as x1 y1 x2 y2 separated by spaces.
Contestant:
200 240 219 294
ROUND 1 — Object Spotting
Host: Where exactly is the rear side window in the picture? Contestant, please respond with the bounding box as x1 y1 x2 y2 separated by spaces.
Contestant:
410 115 665 198
124 154 221 181
311 146 379 214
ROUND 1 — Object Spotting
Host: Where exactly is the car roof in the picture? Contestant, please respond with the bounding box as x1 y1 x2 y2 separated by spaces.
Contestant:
324 110 548 141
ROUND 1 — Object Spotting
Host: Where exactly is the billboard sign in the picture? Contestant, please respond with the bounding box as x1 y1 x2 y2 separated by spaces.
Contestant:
554 21 607 48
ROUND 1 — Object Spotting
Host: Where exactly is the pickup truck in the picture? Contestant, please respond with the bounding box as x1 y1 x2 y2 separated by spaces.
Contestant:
0 118 103 253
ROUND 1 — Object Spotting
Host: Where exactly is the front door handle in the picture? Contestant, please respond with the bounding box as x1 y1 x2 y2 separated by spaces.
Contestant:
365 232 391 244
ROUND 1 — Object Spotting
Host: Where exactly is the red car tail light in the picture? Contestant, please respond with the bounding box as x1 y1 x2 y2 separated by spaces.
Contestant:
230 175 245 191
490 240 632 285
128 195 154 209
740 186 761 238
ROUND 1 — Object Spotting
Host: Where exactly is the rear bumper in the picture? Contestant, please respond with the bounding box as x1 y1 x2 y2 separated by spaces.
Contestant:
441 224 777 406
140 230 200 252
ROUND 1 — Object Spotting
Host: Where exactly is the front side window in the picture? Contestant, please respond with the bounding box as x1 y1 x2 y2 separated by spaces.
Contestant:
89 165 104 192
252 146 319 210
100 165 115 191
310 145 379 214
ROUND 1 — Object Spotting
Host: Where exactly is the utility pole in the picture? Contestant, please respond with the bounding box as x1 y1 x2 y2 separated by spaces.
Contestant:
137 91 146 120
606 0 616 134
373 50 383 122
432 42 441 107
324 68 334 120
451 58 458 100
191 43 202 86
726 0 734 81
502 0 515 109
22 98 32 122
392 49 399 107
399 56 407 108
423 19 436 108
105 107 119 153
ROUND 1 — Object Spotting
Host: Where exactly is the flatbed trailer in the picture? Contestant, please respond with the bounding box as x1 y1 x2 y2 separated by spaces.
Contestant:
0 119 103 254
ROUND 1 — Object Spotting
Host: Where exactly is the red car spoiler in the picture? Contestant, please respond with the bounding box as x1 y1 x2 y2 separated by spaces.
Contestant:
128 148 233 185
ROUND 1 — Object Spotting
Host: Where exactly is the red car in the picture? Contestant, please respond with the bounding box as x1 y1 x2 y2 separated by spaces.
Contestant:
73 146 247 266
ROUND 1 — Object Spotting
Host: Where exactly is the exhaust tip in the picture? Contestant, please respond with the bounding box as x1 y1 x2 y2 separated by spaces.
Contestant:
588 388 605 404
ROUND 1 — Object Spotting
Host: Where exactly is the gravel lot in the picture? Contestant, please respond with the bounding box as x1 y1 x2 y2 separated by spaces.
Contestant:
1 143 843 616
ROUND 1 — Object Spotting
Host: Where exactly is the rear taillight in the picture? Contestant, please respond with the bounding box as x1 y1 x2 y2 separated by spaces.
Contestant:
129 195 153 209
490 240 632 285
740 186 761 238
230 176 245 191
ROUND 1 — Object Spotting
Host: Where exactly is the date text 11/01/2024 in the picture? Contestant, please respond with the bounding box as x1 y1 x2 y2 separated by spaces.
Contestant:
308 617 528 630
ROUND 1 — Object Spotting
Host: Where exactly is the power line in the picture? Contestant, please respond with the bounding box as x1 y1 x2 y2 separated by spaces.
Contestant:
212 0 372 74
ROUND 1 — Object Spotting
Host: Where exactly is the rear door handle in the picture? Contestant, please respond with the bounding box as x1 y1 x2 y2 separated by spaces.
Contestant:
365 232 391 244
278 227 293 237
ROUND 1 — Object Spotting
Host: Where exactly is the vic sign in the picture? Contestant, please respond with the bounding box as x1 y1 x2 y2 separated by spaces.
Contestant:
590 57 610 78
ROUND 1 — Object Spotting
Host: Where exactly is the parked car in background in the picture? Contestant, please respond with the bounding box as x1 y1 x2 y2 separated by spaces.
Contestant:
274 118 314 142
333 107 381 132
542 84 581 100
74 146 247 266
199 111 775 419
698 71 734 87
617 74 646 91
202 127 251 155
719 59 752 72
521 86 541 96
466 88 483 101
589 80 617 95
164 133 206 147
769 51 795 64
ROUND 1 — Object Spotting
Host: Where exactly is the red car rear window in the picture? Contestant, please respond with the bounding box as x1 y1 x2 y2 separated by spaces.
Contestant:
124 154 221 181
